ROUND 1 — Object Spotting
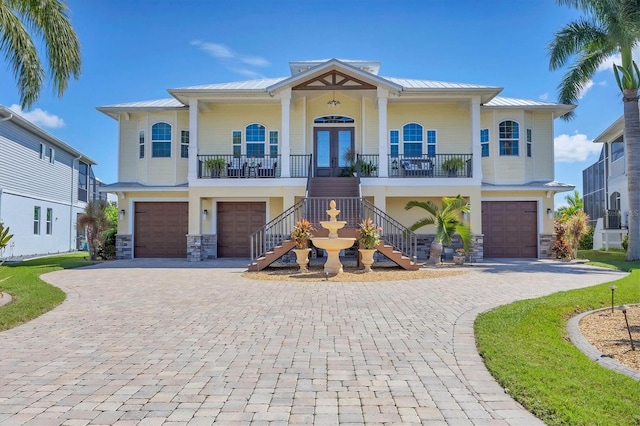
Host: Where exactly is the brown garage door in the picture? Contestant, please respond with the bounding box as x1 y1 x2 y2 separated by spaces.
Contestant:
482 201 537 258
134 202 188 258
217 202 266 257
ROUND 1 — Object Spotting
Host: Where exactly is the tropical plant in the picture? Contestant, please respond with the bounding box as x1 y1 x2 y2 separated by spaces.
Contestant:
556 189 584 221
404 195 471 264
0 223 14 254
0 0 81 109
565 210 590 258
357 218 381 249
551 221 573 260
205 158 226 176
441 157 465 173
291 219 315 249
77 200 110 261
579 225 594 250
549 0 640 260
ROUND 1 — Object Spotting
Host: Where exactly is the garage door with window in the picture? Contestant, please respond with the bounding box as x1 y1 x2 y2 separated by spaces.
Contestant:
217 202 266 257
134 202 188 258
482 201 537 258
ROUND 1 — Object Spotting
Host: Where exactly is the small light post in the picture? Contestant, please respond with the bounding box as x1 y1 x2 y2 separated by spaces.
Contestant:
618 305 636 351
610 285 617 314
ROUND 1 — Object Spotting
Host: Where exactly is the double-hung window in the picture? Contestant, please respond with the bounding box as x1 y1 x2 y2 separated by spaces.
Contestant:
49 147 55 164
426 130 436 156
526 128 532 157
34 206 41 235
232 131 242 157
389 130 399 157
499 120 519 156
269 131 278 157
46 208 53 235
139 130 145 159
180 130 189 158
78 162 88 202
481 129 489 157
245 123 265 158
403 123 423 157
151 122 172 158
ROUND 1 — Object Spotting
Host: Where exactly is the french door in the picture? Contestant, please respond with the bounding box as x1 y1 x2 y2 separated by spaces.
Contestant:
314 127 354 177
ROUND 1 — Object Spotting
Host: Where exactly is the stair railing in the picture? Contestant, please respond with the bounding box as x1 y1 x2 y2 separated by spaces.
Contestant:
249 199 306 262
304 154 313 198
361 199 418 261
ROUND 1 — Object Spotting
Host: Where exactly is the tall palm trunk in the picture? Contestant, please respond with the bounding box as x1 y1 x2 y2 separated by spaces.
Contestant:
623 88 640 260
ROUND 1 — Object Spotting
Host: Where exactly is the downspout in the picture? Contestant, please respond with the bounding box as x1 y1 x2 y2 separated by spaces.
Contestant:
70 155 82 251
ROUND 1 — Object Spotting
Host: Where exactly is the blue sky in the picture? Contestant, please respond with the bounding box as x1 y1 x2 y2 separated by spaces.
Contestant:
0 0 628 207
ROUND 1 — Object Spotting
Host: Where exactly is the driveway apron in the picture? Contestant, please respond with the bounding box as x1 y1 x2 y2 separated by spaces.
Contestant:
0 259 626 425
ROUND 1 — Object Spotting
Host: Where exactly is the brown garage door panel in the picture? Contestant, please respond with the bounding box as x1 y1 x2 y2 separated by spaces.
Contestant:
217 202 266 258
135 202 188 258
482 201 538 258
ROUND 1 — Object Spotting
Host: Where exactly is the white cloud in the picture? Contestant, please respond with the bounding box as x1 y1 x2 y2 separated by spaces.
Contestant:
190 40 269 78
8 104 65 128
597 46 640 72
554 133 602 162
577 79 594 99
539 92 549 101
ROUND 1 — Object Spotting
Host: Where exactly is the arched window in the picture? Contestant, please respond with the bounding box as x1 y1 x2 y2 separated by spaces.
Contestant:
245 123 265 158
151 122 172 158
499 120 519 156
314 115 355 123
403 123 423 157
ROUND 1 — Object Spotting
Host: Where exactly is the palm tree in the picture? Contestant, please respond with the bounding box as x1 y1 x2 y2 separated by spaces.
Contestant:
0 0 81 109
404 195 471 264
549 0 640 260
77 200 109 261
557 189 584 221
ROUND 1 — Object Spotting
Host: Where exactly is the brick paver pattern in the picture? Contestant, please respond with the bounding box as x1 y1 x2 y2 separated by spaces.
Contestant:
0 259 626 425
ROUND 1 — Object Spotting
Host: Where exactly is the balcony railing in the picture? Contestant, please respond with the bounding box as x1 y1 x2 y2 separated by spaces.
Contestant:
604 209 622 229
388 154 472 178
197 154 281 178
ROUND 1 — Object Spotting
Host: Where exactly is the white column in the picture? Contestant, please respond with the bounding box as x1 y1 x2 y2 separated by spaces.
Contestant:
471 96 482 181
377 88 389 178
188 98 199 180
280 88 291 178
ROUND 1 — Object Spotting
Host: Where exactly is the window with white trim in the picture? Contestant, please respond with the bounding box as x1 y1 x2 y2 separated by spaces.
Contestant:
499 120 519 156
390 130 399 157
232 130 242 157
49 147 55 164
481 128 489 157
403 123 423 157
151 122 172 158
40 143 46 160
426 130 436 156
246 123 265 158
139 130 145 159
526 128 532 157
34 206 41 235
180 130 189 158
611 136 624 161
269 130 278 158
46 208 53 235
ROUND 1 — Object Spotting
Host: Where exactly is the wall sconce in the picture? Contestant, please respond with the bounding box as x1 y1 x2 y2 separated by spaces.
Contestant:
203 209 208 220
119 209 125 221
547 208 553 220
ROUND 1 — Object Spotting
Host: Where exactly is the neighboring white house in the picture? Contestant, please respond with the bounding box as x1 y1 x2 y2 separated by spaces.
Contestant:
0 105 100 259
584 116 627 249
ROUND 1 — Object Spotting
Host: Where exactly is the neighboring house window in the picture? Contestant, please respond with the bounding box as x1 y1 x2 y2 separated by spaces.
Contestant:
481 128 489 157
426 130 436 156
46 208 53 235
39 143 46 159
499 120 519 156
611 137 624 161
49 147 55 164
403 123 423 157
526 128 532 157
78 162 88 202
181 130 189 158
269 130 278 158
151 122 172 158
245 123 265 158
390 130 399 157
139 130 145 159
232 130 242 157
34 206 41 235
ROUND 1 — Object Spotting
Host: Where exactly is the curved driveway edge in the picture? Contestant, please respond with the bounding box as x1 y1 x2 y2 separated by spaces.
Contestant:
0 259 627 425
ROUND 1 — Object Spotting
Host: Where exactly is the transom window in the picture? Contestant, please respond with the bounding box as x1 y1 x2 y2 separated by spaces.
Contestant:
180 130 189 158
314 115 355 123
403 123 423 157
246 123 265 158
481 128 489 157
390 130 399 157
151 122 172 158
499 120 519 156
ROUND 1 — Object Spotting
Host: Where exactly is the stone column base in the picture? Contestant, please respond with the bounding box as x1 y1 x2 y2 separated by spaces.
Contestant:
187 234 217 261
539 233 554 258
115 234 132 260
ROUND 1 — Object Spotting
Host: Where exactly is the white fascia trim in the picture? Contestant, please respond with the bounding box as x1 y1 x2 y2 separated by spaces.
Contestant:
361 178 482 187
188 178 307 188
1 188 76 208
101 186 188 193
481 184 575 192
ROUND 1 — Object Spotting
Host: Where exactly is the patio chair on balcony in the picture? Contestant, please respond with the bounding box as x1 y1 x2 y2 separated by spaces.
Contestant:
258 157 278 177
401 158 433 177
227 159 246 178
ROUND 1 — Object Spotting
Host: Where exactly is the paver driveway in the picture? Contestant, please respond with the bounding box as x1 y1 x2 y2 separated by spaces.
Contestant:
0 259 626 425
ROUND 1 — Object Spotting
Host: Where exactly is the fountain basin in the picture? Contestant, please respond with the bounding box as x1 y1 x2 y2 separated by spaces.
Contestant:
311 237 355 275
319 220 347 239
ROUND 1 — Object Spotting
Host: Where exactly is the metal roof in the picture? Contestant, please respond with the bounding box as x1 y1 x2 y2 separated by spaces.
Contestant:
382 77 499 90
173 77 287 91
485 96 570 108
98 98 185 109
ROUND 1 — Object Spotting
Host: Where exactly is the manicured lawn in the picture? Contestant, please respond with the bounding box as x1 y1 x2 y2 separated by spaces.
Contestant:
0 253 93 331
475 251 640 426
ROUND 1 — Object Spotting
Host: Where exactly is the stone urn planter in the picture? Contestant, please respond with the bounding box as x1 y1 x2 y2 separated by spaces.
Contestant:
453 255 465 266
292 248 311 273
358 248 376 272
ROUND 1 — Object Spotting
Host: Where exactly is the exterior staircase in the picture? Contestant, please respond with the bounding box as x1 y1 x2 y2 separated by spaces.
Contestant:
308 177 359 198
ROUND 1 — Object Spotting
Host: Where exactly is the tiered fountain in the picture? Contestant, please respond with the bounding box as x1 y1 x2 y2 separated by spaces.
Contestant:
311 200 356 275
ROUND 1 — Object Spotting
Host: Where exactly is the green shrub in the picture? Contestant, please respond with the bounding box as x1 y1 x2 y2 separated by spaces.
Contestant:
622 233 629 251
578 225 594 250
